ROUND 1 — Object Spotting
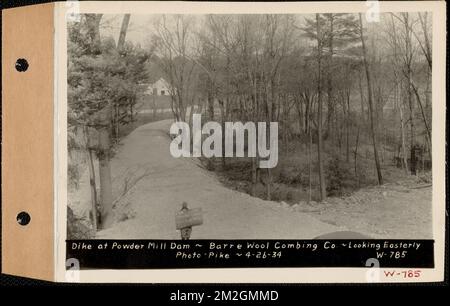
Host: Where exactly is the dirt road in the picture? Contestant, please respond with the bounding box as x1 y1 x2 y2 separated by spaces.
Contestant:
94 120 343 239
70 120 432 239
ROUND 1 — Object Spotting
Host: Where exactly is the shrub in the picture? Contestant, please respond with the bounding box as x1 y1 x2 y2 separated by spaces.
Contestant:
277 165 310 186
326 155 352 196
67 207 95 239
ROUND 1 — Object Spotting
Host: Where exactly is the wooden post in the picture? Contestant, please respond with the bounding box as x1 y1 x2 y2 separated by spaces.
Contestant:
97 104 113 228
83 125 98 231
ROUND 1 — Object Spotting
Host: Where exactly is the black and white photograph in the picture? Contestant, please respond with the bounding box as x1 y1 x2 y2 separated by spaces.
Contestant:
59 1 445 282
67 10 433 239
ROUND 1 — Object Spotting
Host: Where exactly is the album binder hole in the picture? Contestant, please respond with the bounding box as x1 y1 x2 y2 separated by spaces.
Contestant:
16 211 30 226
15 58 28 72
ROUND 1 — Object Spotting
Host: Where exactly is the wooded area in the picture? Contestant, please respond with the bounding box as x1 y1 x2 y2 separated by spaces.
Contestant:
68 13 432 232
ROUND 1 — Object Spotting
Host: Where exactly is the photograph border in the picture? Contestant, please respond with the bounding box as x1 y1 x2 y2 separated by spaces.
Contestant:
54 1 446 283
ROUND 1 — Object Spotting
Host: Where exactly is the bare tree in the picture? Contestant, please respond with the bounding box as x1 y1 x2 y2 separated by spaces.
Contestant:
316 13 327 200
152 15 197 122
386 14 409 174
359 13 383 185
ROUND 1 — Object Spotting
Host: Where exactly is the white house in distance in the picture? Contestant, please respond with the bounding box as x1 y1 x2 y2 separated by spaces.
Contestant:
145 77 173 96
139 77 174 113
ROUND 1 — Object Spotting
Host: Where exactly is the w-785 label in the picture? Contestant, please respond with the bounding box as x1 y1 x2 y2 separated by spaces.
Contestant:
376 250 408 259
383 270 422 278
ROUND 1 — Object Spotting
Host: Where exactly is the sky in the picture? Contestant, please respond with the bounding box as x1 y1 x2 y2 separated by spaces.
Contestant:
98 13 429 57
101 14 156 46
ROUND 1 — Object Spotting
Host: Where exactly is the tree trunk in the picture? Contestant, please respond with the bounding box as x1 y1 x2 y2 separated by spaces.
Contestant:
410 81 432 163
97 105 113 228
359 14 383 185
326 14 334 142
425 69 431 125
304 94 310 134
418 12 432 70
408 79 416 174
250 76 259 196
389 14 408 173
115 103 120 142
218 99 226 169
354 125 360 181
207 89 214 121
345 92 350 163
419 12 433 161
403 13 416 176
316 14 327 201
282 95 289 153
266 79 275 201
83 126 98 231
85 13 114 229
96 14 131 229
410 80 431 142
117 14 131 51
251 157 257 196
206 91 214 171
308 109 312 203
358 70 367 122
398 85 409 174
